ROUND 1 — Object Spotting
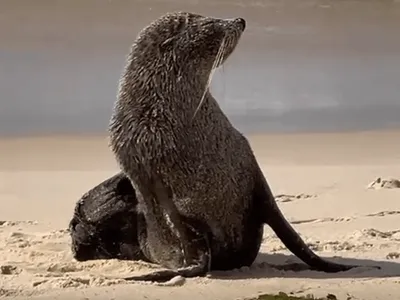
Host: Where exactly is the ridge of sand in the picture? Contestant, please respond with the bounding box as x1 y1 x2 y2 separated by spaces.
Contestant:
1 130 400 299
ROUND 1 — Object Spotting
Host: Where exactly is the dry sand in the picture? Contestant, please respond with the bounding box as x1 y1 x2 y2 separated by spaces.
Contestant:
1 130 400 299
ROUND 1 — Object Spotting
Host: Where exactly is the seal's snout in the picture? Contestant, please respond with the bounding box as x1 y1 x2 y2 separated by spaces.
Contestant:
234 18 246 30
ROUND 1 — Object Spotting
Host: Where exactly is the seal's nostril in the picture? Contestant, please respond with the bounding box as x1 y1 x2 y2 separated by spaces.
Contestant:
235 17 246 30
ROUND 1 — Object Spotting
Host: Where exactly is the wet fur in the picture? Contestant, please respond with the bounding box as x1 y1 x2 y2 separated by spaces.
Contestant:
69 172 148 263
71 11 367 283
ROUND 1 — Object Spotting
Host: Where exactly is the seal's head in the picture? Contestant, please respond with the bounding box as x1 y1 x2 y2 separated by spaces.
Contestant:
124 11 246 88
110 12 246 156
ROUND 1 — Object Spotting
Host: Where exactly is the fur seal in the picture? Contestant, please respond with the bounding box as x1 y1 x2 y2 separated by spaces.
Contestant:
69 172 148 263
70 11 373 282
104 11 364 282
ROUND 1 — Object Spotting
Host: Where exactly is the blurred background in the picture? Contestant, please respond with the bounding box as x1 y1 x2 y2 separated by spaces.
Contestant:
1 0 400 136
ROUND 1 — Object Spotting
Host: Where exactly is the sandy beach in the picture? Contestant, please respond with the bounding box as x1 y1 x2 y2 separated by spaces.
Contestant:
1 130 399 299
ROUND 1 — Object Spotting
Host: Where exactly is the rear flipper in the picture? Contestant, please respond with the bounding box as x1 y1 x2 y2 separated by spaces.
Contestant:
123 250 210 282
253 167 380 273
69 172 147 262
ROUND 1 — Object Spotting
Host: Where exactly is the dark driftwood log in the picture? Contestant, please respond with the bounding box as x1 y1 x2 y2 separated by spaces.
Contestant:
69 172 148 262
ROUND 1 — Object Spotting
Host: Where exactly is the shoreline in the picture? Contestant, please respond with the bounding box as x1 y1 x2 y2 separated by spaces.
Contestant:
1 128 399 170
1 126 399 138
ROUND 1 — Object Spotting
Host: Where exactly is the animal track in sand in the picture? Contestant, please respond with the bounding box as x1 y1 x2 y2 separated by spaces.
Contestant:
263 232 375 253
33 277 89 288
32 276 127 289
40 229 69 239
43 262 84 273
361 228 400 239
0 288 22 297
290 216 352 225
366 211 400 217
307 240 374 252
1 264 22 275
274 193 316 203
36 259 160 277
269 239 374 253
4 228 70 250
5 232 47 250
367 177 400 189
289 210 400 226
386 252 400 259
0 220 38 227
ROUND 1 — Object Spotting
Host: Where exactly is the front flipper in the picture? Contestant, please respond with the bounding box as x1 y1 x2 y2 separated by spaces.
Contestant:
128 174 212 282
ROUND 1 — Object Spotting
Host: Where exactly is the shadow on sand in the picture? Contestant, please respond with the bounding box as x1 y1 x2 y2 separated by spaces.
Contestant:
209 252 400 280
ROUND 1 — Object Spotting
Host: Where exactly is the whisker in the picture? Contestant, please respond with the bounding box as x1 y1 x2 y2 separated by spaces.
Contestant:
191 35 227 121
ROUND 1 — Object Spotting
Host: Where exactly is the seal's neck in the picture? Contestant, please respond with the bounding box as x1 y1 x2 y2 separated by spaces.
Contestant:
121 58 211 119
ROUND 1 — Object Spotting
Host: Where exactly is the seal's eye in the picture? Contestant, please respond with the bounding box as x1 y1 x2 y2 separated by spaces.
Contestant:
234 18 246 31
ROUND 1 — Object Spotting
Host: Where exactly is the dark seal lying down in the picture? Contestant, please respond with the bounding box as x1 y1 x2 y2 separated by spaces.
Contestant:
69 11 374 283
69 172 147 263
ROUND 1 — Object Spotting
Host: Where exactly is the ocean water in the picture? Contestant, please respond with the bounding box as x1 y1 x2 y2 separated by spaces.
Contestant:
1 0 400 136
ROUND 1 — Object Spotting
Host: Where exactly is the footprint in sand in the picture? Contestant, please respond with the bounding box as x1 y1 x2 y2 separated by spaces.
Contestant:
306 240 374 252
0 288 20 297
366 210 400 217
1 264 22 275
33 277 91 288
0 220 38 227
360 228 400 240
290 216 352 225
367 177 400 189
45 262 83 273
386 252 400 260
266 235 374 252
5 231 43 249
40 229 69 240
274 193 316 203
32 276 127 289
